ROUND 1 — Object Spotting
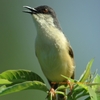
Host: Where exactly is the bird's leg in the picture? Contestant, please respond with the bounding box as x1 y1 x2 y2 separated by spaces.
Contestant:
66 80 73 91
49 88 56 99
66 80 75 96
47 82 57 100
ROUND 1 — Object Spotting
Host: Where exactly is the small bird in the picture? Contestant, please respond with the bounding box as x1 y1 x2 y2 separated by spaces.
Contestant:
23 5 75 100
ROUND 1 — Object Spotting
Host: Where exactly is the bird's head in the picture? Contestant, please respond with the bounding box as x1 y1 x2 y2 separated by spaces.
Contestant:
23 5 61 30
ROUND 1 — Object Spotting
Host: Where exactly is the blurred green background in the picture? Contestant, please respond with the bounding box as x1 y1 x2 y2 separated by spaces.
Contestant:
0 0 100 100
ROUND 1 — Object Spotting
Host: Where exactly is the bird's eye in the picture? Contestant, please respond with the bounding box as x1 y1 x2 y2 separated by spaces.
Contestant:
42 9 48 13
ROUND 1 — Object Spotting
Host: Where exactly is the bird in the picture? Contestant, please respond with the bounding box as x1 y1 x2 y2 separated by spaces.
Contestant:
23 5 75 100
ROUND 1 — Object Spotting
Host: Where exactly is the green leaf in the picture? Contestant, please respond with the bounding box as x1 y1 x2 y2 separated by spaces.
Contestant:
0 69 44 84
56 85 67 91
0 70 49 96
92 74 100 90
61 74 76 85
61 74 88 90
0 79 12 85
88 86 97 100
0 81 48 96
76 82 88 90
79 59 94 82
73 87 86 98
92 74 100 100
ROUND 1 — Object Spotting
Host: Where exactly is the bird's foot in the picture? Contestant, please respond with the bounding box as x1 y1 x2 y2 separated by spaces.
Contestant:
47 88 56 100
50 88 56 97
66 80 73 91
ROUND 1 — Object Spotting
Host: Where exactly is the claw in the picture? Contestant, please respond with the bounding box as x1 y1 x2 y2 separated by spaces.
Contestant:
46 88 56 100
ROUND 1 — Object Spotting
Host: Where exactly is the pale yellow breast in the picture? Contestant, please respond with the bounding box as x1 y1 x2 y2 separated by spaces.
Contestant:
35 29 74 82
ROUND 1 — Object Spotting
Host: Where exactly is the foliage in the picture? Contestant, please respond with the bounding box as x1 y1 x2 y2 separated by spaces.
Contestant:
0 59 100 100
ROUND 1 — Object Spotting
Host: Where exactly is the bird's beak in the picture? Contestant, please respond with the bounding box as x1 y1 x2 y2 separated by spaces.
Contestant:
23 6 37 14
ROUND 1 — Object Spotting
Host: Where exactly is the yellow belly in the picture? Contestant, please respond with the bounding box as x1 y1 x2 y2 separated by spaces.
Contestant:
35 43 74 82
